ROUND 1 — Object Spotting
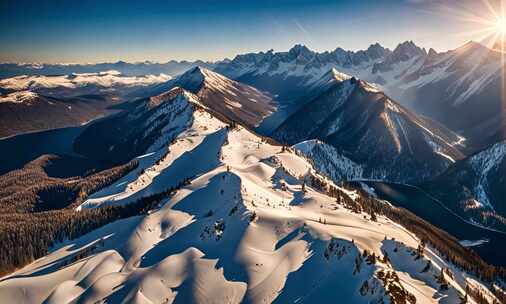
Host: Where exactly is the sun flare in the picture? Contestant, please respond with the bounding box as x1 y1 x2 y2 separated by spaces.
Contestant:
497 17 506 34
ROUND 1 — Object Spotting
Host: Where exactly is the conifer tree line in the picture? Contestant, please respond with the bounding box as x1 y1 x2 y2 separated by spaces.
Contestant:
0 176 192 276
307 173 506 283
0 154 140 275
0 155 139 213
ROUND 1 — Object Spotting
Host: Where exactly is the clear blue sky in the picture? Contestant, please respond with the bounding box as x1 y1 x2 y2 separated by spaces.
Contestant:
0 0 501 63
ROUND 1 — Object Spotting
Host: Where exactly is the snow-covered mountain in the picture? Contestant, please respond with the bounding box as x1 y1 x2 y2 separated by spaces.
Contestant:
426 141 506 232
0 71 175 138
147 67 276 127
1 87 503 303
294 139 364 182
214 41 505 150
273 71 464 183
0 70 172 99
0 60 216 79
73 87 198 165
214 43 392 101
5 41 503 148
394 41 505 151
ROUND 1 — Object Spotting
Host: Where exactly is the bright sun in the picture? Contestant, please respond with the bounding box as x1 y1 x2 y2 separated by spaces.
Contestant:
497 17 506 34
445 1 506 50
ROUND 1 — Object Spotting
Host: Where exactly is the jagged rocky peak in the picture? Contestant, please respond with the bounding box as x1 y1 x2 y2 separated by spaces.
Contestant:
365 42 390 59
174 66 206 92
372 41 427 73
288 44 315 58
392 40 427 59
427 48 438 57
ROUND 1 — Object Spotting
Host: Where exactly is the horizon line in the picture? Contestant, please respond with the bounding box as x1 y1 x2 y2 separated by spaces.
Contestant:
0 39 484 66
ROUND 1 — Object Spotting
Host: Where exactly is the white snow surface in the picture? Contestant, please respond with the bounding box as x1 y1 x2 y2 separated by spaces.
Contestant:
218 42 503 110
0 99 499 303
468 141 506 209
293 139 363 182
0 71 171 91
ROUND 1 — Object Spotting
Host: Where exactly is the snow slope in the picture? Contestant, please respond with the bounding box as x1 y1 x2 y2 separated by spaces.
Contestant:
214 41 505 148
0 71 171 99
0 89 500 303
294 139 363 182
213 42 420 102
0 60 216 79
147 66 276 127
274 72 463 183
426 140 506 231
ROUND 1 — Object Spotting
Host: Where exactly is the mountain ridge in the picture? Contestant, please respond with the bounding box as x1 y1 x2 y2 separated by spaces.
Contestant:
1 86 503 303
273 71 464 183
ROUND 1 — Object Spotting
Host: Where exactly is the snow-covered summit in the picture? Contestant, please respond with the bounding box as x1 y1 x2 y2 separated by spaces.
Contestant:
273 75 463 183
148 66 276 127
307 67 352 92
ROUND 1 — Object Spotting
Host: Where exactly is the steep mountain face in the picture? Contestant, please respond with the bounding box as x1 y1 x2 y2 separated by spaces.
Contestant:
273 72 463 183
74 87 197 165
214 43 392 101
395 42 505 151
214 41 505 151
254 68 352 134
294 139 363 182
425 141 506 232
148 67 276 127
0 60 215 79
371 41 427 74
1 90 502 303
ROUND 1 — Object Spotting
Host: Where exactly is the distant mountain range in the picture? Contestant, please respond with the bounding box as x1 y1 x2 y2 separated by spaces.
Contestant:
2 41 506 304
0 60 215 79
0 93 115 139
2 41 506 233
3 41 503 150
214 41 505 152
0 71 173 138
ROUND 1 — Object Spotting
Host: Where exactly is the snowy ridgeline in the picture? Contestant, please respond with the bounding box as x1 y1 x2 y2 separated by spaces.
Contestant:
293 139 364 182
215 41 503 109
0 71 172 102
0 71 172 91
468 141 506 209
0 91 503 304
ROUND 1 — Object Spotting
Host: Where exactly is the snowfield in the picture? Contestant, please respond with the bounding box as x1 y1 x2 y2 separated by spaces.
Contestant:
0 90 501 303
0 71 172 91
